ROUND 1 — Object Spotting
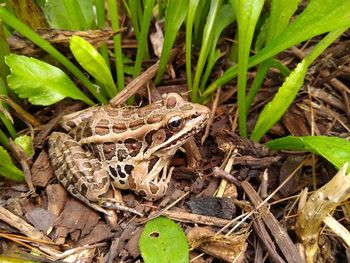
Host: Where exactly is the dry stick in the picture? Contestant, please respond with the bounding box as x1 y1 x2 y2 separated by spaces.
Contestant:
242 181 304 263
306 84 317 191
226 159 306 235
201 86 221 145
162 210 232 227
140 191 190 224
109 61 159 106
216 148 238 197
0 95 41 127
7 139 34 192
252 216 286 263
0 206 61 259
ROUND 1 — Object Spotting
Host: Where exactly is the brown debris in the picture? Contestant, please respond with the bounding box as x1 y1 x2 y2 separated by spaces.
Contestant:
187 227 248 263
31 151 53 187
53 198 100 244
241 181 304 263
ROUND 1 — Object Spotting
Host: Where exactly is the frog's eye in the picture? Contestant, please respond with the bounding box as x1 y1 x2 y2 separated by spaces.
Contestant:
167 115 184 131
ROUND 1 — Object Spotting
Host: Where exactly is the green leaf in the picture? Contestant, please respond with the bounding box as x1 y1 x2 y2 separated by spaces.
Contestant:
231 0 264 137
70 35 117 98
191 0 222 102
5 54 93 106
44 0 94 30
205 0 350 97
251 29 346 141
266 136 350 172
139 217 189 263
0 7 106 104
155 0 189 84
0 145 24 182
14 135 33 157
132 0 155 78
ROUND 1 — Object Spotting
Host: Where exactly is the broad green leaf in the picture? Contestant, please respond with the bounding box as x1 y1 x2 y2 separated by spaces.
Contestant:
251 29 346 141
44 0 94 30
5 54 93 106
14 135 33 157
266 136 350 172
139 216 189 263
0 145 24 182
0 8 105 104
155 0 189 84
231 0 264 137
70 35 117 98
205 0 350 97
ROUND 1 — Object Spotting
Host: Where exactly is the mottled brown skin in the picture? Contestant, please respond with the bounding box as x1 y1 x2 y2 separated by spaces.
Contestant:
48 93 210 213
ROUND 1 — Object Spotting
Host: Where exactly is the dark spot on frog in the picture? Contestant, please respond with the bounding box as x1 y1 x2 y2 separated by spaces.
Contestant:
80 183 88 197
65 121 76 129
124 164 133 175
103 142 116 160
95 119 110 135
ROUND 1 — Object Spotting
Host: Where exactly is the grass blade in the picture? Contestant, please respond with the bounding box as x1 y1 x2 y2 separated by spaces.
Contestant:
133 0 155 78
231 0 264 137
185 0 200 94
205 0 350 97
108 0 124 92
191 0 221 102
251 28 347 141
155 0 189 84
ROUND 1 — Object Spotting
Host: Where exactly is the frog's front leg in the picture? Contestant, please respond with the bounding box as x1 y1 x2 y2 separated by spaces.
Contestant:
126 158 173 200
48 132 111 214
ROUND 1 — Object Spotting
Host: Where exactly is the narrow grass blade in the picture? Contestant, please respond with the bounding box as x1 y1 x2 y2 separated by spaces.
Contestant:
133 0 155 78
191 0 221 102
251 29 347 141
231 0 264 137
199 4 235 92
108 0 124 92
247 0 300 110
266 136 350 172
185 0 200 94
205 0 350 97
95 0 109 65
155 0 189 84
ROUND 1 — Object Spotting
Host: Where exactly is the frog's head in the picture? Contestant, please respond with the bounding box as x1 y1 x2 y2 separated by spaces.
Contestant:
142 93 210 158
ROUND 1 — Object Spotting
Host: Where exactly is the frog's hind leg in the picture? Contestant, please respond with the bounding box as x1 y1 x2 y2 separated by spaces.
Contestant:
48 132 110 214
